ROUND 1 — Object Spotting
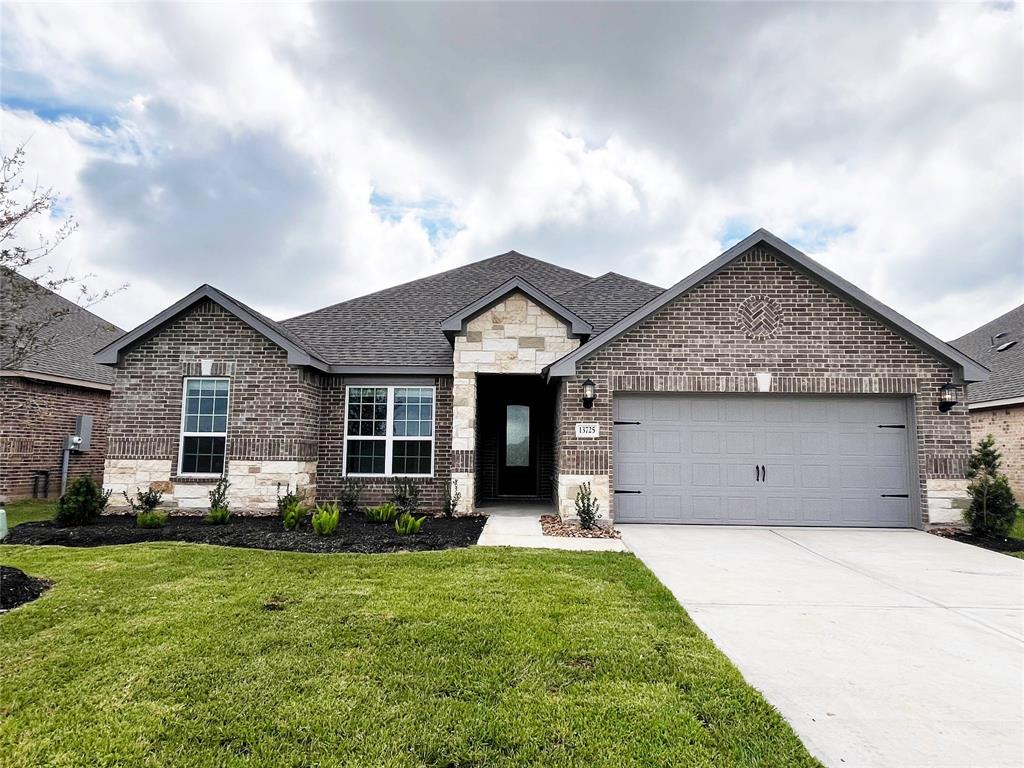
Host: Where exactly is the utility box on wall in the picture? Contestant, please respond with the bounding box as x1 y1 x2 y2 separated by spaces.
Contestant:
73 415 93 452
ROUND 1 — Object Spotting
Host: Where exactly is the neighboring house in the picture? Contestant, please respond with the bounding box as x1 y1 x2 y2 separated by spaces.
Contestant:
95 230 986 528
0 269 124 501
952 304 1024 499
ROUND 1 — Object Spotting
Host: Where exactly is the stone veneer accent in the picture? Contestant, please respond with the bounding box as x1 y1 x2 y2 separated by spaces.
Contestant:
968 404 1024 502
103 299 320 512
555 246 971 527
451 291 580 513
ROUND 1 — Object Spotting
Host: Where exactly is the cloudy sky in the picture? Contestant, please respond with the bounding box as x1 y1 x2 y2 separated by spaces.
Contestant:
1 2 1021 339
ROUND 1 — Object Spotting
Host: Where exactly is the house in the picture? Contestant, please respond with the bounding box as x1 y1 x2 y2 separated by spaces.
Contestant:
0 269 124 501
952 304 1024 499
94 230 986 527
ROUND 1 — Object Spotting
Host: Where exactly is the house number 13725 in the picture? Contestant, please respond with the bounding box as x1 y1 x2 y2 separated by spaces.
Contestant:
575 423 600 438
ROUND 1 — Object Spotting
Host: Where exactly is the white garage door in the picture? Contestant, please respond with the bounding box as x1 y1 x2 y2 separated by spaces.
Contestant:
613 395 914 527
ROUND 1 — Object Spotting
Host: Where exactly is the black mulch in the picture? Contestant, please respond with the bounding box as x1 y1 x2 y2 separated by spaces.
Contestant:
0 565 52 611
4 514 488 554
929 527 1024 556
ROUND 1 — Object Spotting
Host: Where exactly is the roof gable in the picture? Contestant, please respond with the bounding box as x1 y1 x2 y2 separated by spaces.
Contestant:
94 285 328 370
440 277 593 338
547 229 989 383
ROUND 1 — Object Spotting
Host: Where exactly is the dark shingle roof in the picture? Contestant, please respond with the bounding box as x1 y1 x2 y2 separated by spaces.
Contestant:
282 251 647 367
1 269 125 386
556 272 664 333
951 304 1024 403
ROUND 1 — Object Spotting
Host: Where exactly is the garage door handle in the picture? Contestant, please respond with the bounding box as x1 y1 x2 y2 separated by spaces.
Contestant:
762 464 766 482
755 465 761 482
614 490 642 494
878 424 906 429
880 493 908 498
614 421 642 425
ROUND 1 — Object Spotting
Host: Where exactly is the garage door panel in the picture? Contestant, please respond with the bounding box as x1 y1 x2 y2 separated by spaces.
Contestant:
614 394 913 527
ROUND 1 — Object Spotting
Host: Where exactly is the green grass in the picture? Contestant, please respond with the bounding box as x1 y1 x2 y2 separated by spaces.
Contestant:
3 498 56 528
0 544 820 767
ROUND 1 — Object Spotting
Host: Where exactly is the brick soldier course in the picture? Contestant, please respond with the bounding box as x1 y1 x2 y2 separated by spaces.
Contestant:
94 230 987 527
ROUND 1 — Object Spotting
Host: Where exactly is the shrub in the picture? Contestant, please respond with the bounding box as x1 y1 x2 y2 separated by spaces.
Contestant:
56 475 111 525
312 502 340 536
442 479 462 519
964 435 1018 537
339 480 361 515
365 503 398 524
281 501 304 531
136 510 168 529
123 487 163 514
394 512 426 535
390 478 420 516
276 483 300 517
575 482 602 530
206 506 231 525
208 476 230 512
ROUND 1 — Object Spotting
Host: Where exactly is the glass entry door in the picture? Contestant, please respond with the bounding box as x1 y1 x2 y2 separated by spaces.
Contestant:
499 402 538 496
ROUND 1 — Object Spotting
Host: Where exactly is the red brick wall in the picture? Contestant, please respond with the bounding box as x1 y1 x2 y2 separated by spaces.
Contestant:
108 300 321 469
0 376 111 500
969 405 1024 500
317 376 453 513
558 245 970 524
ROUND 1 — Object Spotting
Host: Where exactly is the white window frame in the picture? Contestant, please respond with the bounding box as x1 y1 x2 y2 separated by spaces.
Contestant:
342 385 435 478
177 376 230 478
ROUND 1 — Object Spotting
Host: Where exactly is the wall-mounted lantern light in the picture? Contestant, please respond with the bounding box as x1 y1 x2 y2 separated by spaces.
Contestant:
755 372 773 393
582 378 596 409
938 382 959 413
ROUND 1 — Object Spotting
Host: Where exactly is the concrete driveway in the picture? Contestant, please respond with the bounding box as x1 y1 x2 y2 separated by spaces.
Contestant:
619 526 1024 768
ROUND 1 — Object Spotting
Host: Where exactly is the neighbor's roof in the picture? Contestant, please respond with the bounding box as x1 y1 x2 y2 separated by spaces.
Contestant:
546 229 989 384
951 303 1024 404
0 268 124 386
281 251 663 369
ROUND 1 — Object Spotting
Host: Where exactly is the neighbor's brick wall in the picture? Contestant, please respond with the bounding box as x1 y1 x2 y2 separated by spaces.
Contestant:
558 245 970 525
0 376 111 501
105 300 321 509
969 404 1024 500
317 376 453 513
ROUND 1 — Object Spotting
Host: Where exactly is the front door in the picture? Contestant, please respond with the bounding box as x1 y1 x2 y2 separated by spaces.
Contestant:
499 401 538 496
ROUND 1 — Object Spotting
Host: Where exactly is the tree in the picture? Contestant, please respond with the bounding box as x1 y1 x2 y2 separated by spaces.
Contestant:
0 143 125 370
964 435 1018 538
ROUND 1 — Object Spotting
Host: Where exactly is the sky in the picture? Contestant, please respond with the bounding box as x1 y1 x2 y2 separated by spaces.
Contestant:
1 1 1021 339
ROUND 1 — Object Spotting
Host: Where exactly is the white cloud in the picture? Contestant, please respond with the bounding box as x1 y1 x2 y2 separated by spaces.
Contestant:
1 1 1020 338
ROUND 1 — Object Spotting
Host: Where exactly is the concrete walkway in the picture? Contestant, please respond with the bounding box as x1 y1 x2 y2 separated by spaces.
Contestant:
620 525 1024 768
477 504 627 551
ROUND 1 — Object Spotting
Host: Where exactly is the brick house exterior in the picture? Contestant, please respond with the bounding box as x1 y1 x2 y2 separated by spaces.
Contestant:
96 230 986 527
0 270 123 502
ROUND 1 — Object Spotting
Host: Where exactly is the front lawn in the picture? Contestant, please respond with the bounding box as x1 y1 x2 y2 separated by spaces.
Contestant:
0 544 820 767
3 498 56 528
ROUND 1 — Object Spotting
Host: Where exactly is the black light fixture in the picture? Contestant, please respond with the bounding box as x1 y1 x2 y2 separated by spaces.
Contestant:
938 382 959 413
581 378 596 409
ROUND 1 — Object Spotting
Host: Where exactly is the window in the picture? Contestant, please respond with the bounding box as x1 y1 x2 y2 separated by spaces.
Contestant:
344 386 434 476
179 378 229 475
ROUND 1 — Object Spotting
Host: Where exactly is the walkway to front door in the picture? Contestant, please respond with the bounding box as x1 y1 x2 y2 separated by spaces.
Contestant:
476 503 626 551
620 525 1024 768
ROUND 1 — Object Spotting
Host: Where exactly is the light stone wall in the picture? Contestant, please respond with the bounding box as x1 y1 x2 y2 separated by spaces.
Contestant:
451 291 581 513
557 474 611 526
925 478 970 526
104 458 316 513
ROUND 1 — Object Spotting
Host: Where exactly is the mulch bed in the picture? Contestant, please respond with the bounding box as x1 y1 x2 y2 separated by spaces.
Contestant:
0 565 52 611
540 515 621 539
929 527 1024 556
4 514 488 554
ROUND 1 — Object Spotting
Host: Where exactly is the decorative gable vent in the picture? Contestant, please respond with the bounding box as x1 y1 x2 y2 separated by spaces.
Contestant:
736 294 782 339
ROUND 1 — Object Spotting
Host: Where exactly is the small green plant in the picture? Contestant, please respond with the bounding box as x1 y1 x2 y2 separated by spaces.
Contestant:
390 478 420 516
206 476 231 524
276 483 300 517
442 479 462 519
56 475 112 525
339 480 361 515
394 512 426 535
136 510 168 529
964 435 1018 538
575 482 602 530
206 506 231 525
312 502 340 536
281 501 304 531
123 487 163 514
364 502 398 524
